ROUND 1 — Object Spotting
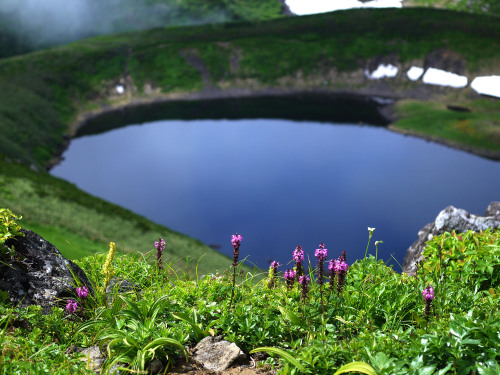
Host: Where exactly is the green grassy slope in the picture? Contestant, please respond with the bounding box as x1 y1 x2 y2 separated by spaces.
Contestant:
0 157 243 276
403 0 499 17
0 8 499 169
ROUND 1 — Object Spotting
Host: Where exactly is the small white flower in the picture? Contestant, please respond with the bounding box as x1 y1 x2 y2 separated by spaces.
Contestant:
368 227 376 233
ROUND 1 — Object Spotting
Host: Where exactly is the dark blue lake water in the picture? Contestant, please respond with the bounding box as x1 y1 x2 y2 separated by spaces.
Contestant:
51 119 500 271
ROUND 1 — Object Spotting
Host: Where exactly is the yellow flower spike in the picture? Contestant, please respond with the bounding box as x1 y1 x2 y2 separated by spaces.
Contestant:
101 242 116 295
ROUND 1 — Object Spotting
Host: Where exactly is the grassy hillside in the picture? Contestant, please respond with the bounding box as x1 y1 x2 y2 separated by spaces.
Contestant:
0 157 244 276
0 0 285 59
0 8 499 170
403 0 500 17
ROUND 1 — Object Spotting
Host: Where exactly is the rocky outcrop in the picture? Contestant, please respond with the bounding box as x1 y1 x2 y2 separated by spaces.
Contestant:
403 202 500 275
0 229 94 313
193 336 247 371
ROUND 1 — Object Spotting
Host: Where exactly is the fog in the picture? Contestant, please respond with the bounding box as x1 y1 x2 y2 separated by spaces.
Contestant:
0 0 227 49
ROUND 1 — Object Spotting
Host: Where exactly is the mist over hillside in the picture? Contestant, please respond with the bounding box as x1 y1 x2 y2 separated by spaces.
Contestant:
0 0 284 57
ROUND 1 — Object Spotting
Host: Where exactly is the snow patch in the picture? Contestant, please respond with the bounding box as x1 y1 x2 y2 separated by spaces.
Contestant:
471 76 500 98
285 0 402 15
116 85 125 94
365 64 398 80
406 66 424 81
422 68 468 88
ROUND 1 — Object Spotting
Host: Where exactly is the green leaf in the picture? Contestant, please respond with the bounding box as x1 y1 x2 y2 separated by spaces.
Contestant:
143 337 188 361
250 347 307 373
333 361 378 375
172 311 205 341
279 306 305 327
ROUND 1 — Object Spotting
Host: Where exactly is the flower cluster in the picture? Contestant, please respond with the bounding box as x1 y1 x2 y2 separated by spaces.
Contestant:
299 275 310 301
155 238 165 269
422 286 435 301
67 286 90 315
229 233 243 310
231 234 242 251
314 243 328 262
76 286 89 299
293 244 305 263
284 269 296 290
315 243 328 285
268 261 280 288
293 245 305 279
422 285 435 318
66 299 78 314
231 233 242 267
328 253 349 293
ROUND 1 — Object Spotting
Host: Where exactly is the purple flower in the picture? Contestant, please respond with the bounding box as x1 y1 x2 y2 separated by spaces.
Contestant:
292 245 305 263
284 269 296 290
298 275 310 285
328 259 337 272
231 234 242 251
284 269 296 282
270 261 281 269
76 286 89 299
334 260 349 273
422 286 435 302
66 299 78 314
299 275 310 301
333 255 349 294
155 238 166 252
268 261 281 288
315 243 328 286
155 237 165 269
231 233 242 267
315 243 328 261
423 285 435 318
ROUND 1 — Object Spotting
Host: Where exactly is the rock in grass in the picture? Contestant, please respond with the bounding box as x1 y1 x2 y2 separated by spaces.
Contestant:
193 336 247 371
0 229 94 313
403 202 500 275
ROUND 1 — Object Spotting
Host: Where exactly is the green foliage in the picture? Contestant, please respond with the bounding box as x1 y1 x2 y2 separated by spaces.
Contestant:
404 0 500 17
1 227 500 373
394 99 500 154
78 294 187 373
0 208 23 261
421 228 500 292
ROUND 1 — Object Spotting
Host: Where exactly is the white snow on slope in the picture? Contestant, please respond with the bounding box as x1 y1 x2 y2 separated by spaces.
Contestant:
285 0 402 15
365 64 398 79
406 66 424 81
471 76 500 98
422 68 468 88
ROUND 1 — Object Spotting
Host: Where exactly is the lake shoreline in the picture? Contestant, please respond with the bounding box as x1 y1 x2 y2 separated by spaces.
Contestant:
47 87 500 170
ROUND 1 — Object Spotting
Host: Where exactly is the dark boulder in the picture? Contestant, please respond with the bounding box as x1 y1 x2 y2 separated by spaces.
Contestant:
0 229 94 313
403 202 500 275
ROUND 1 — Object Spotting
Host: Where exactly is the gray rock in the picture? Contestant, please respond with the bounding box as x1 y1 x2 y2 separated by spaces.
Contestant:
485 201 500 219
193 336 247 371
79 345 122 374
106 277 141 304
147 359 164 374
0 229 94 313
80 345 106 373
403 202 500 275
